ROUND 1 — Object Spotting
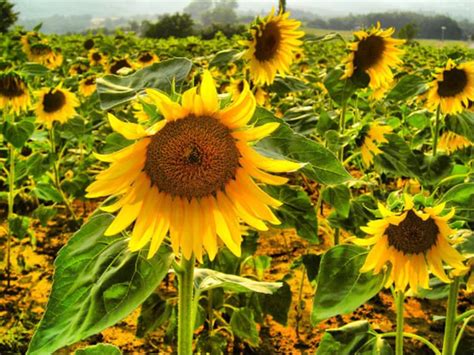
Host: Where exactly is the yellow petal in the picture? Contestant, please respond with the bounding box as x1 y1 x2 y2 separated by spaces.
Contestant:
146 88 186 121
108 113 147 140
105 199 142 235
232 122 280 142
199 70 219 115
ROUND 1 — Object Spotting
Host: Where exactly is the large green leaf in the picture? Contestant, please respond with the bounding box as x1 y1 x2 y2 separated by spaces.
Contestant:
386 74 427 101
322 184 351 219
377 134 420 177
269 76 309 94
209 49 241 68
230 307 259 347
193 268 281 294
254 108 352 185
445 112 474 142
323 69 356 105
3 119 35 149
265 185 319 243
259 281 292 325
97 58 192 110
28 213 173 355
311 245 386 324
440 183 474 222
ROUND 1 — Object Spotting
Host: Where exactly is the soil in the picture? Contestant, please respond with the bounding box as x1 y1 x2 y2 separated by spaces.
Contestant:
0 200 473 354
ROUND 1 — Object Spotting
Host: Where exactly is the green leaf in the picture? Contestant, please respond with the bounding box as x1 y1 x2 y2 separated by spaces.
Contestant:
27 213 173 355
302 254 322 282
407 110 430 129
254 108 352 185
136 293 172 338
416 278 450 300
323 69 356 105
358 337 394 355
377 134 420 177
102 132 133 153
445 111 474 142
259 281 292 326
97 58 192 110
316 320 371 355
20 62 49 76
386 74 427 101
193 268 282 294
3 120 35 148
322 184 351 219
440 183 474 222
33 182 63 203
75 343 121 355
230 307 259 347
32 205 58 227
265 185 319 243
311 245 386 324
209 49 241 68
418 154 453 186
8 214 30 239
269 76 309 94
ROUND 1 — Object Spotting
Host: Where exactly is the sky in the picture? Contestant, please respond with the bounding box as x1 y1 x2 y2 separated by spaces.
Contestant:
12 0 474 21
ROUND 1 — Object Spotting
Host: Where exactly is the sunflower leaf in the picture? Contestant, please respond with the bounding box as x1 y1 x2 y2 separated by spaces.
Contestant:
27 212 173 355
386 74 427 101
74 344 121 355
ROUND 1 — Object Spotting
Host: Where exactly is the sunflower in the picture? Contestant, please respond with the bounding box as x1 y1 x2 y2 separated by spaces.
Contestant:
0 72 31 114
35 86 79 128
137 51 159 67
86 71 302 262
437 131 472 154
69 63 89 76
27 43 62 69
242 9 304 85
355 195 467 291
79 76 96 97
357 122 392 166
83 38 94 50
108 58 134 75
342 22 404 90
20 31 41 55
227 79 270 108
88 50 106 67
426 60 474 115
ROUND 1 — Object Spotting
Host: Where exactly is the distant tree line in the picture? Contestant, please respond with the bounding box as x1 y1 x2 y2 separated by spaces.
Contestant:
307 11 473 40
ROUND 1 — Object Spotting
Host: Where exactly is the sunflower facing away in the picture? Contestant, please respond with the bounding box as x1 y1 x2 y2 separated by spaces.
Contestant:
0 72 31 114
79 76 97 97
342 22 404 91
355 195 466 291
357 122 392 166
242 9 304 85
86 71 302 262
108 58 134 75
426 60 474 115
437 130 472 154
35 86 79 128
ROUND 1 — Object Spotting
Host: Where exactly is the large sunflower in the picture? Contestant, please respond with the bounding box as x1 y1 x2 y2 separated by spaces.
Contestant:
355 195 466 292
242 9 304 85
35 86 79 128
426 60 474 115
86 71 302 262
357 121 392 166
0 72 31 114
342 22 404 90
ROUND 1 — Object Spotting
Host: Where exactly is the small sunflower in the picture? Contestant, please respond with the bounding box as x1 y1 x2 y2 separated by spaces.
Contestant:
83 38 94 50
108 58 134 75
79 76 96 97
242 9 304 85
342 22 404 90
357 122 392 166
35 86 79 128
356 195 467 292
437 131 472 154
89 50 106 66
227 79 270 108
86 71 302 261
27 43 62 69
69 63 89 76
426 60 474 115
0 72 31 114
137 51 159 67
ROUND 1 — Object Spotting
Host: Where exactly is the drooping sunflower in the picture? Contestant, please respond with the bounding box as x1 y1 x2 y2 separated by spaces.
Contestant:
357 122 392 166
88 50 106 67
426 60 474 115
437 130 472 154
83 38 94 50
242 9 304 85
79 76 96 97
137 51 159 67
0 72 31 114
108 58 134 75
86 71 302 261
342 22 404 90
355 195 467 291
35 86 79 128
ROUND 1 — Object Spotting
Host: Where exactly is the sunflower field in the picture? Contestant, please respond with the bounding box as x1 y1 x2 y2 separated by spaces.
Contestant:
1 5 474 355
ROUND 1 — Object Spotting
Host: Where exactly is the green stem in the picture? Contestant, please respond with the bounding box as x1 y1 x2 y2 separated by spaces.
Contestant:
442 277 460 355
453 315 473 353
6 143 16 289
378 332 441 355
432 105 441 157
295 264 306 340
456 309 474 323
178 255 195 355
395 290 405 355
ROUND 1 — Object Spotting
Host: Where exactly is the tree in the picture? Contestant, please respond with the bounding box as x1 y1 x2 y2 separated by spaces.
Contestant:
143 13 194 39
0 0 18 33
201 0 238 26
398 23 418 42
183 0 213 21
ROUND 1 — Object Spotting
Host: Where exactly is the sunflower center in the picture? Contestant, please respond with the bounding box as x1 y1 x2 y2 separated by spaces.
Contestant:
30 44 52 56
139 53 153 62
43 90 66 113
0 75 25 98
386 210 439 254
254 22 281 61
85 77 95 85
144 116 240 199
437 68 468 97
92 52 102 61
84 38 94 50
110 59 131 74
353 35 385 71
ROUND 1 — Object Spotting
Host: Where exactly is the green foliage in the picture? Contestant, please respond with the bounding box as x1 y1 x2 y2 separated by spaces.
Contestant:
0 0 18 33
398 23 418 42
143 12 194 39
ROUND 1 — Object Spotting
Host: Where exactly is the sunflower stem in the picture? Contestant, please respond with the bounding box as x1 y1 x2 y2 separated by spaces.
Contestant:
177 254 195 355
453 314 473 354
395 290 405 355
442 277 460 355
432 105 441 157
5 142 16 289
